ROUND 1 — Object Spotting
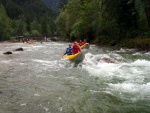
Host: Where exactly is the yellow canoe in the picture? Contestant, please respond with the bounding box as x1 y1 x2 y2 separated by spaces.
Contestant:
80 43 90 49
24 42 37 44
63 52 85 62
80 44 86 49
63 52 80 61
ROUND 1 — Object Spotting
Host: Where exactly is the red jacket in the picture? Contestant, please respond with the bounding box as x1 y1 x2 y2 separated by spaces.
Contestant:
73 44 81 54
82 40 87 45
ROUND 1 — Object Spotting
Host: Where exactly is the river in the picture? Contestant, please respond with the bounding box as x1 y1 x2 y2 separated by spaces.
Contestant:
0 42 150 113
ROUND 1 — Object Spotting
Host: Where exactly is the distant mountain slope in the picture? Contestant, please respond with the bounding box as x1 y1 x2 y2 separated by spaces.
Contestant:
0 0 54 21
42 0 60 11
42 0 67 12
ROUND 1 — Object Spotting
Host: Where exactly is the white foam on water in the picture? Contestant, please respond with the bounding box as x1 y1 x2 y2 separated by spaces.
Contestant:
32 59 51 63
34 94 40 96
83 53 124 77
43 107 49 112
0 60 12 64
133 52 143 56
115 48 126 53
145 52 150 56
108 83 140 93
23 45 45 52
88 90 101 94
46 42 65 46
108 82 150 95
33 59 58 68
83 53 150 77
59 107 63 111
109 53 124 60
140 83 150 94
32 59 69 71
20 103 27 106
20 63 25 65
83 52 150 99
31 45 45 48
131 59 150 67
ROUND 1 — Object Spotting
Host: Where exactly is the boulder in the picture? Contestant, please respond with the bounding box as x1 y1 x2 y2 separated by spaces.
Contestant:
4 51 12 54
14 47 23 51
102 58 115 63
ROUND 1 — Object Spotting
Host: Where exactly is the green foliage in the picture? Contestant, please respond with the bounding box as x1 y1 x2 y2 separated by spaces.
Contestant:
125 37 150 50
135 0 149 31
0 0 150 47
0 4 12 40
56 0 150 47
0 0 54 21
30 19 41 35
31 30 40 36
10 36 17 41
0 0 57 40
55 11 66 34
41 15 48 35
56 0 102 40
11 15 27 36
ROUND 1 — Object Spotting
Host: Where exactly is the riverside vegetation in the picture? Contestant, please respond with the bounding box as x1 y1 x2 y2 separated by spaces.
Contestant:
0 0 150 51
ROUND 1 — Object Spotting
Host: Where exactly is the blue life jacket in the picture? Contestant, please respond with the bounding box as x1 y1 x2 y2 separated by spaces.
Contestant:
65 47 73 55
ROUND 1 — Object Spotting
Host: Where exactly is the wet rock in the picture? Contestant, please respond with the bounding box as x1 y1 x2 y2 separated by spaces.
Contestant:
85 43 90 49
3 51 12 54
101 57 123 64
14 47 23 51
111 42 117 46
102 58 115 63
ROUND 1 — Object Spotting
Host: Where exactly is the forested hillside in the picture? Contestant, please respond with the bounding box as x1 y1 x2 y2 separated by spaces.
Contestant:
42 0 60 11
42 0 67 11
0 0 56 41
55 0 150 50
0 0 150 50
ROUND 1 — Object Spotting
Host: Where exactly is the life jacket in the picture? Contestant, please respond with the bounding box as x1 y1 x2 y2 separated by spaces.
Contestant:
73 44 81 54
79 42 83 46
65 47 73 55
82 40 87 45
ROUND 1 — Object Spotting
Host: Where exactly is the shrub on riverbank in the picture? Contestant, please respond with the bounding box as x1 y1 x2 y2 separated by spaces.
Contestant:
93 37 150 51
122 38 150 51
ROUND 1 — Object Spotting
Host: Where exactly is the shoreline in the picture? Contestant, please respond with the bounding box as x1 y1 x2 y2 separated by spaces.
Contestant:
0 40 150 52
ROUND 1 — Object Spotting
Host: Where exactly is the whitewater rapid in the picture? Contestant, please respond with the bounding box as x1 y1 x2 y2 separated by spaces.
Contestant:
0 42 150 113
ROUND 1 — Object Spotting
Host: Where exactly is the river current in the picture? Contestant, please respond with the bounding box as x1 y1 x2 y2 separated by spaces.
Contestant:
0 42 150 113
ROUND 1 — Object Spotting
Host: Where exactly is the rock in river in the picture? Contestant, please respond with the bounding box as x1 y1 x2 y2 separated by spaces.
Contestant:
3 51 12 54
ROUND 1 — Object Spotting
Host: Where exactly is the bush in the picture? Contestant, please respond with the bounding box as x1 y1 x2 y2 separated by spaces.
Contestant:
125 38 150 50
